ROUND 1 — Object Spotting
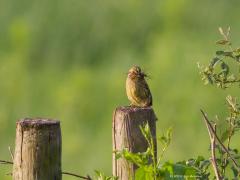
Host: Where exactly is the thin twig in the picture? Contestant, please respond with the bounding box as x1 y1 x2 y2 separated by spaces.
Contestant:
200 110 240 172
0 160 13 165
0 160 92 179
6 172 12 176
210 124 222 180
222 115 233 176
8 146 14 162
62 171 92 180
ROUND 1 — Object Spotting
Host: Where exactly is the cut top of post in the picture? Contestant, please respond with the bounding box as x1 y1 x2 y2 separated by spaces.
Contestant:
17 118 60 130
116 106 154 113
114 106 157 120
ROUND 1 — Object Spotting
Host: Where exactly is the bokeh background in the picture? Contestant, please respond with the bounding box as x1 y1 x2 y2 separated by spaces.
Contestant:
1 0 240 179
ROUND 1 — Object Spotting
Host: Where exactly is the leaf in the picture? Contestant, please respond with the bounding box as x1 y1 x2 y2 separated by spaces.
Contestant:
94 170 118 180
231 165 239 178
159 136 168 144
195 156 205 166
160 162 197 179
140 123 151 142
205 75 213 85
216 39 229 45
135 167 146 180
166 127 173 140
234 47 240 53
216 51 225 56
158 127 172 146
227 74 236 81
199 160 211 170
226 26 231 37
135 166 154 180
226 95 239 112
220 61 229 76
218 27 225 36
223 51 234 58
186 159 195 166
117 148 150 167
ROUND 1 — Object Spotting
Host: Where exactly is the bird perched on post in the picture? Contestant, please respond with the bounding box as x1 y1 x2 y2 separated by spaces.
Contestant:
126 66 152 107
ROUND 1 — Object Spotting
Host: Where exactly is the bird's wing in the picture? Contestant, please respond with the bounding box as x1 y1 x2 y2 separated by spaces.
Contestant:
137 79 152 105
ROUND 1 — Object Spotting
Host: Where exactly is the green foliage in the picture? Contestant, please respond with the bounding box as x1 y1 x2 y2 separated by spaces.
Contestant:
198 27 240 89
116 123 199 179
158 127 172 163
178 156 211 179
198 28 240 179
94 170 118 180
212 95 240 178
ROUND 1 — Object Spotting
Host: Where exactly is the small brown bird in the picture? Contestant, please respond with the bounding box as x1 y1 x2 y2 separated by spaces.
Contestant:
126 66 152 107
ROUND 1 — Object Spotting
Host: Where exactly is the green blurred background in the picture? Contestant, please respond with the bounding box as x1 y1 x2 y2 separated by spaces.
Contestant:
1 0 240 179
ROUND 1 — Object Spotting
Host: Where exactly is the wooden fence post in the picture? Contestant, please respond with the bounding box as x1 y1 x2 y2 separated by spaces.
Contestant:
112 106 157 180
13 118 62 180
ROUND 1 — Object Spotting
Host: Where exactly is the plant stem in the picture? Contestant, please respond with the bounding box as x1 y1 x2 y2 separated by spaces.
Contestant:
62 172 92 180
210 124 222 180
203 116 222 179
157 146 167 167
200 110 240 172
149 130 157 180
222 117 233 176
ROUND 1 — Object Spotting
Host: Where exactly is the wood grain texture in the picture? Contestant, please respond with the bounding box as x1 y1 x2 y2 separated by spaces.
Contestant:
112 106 157 180
13 118 62 180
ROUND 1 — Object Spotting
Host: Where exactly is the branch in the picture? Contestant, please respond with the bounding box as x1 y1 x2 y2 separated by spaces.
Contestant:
200 109 240 172
209 124 222 180
0 160 13 165
0 160 92 180
62 171 92 180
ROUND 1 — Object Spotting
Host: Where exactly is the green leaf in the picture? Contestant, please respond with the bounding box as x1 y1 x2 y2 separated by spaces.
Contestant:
117 148 150 167
115 151 122 160
216 39 229 45
199 159 210 170
94 170 118 180
231 166 239 178
216 51 225 56
159 162 197 179
159 136 168 145
135 166 154 180
195 156 205 166
220 61 229 76
166 127 173 141
158 127 172 146
210 57 220 69
140 123 152 142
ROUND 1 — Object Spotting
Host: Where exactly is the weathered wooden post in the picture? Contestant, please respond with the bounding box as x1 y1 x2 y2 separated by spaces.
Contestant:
13 118 62 180
112 106 157 180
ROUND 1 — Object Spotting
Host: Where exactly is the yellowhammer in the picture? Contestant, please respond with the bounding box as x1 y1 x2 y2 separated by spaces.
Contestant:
126 66 152 107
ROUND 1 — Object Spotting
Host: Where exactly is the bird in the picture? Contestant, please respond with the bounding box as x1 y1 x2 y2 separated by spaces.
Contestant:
126 66 152 107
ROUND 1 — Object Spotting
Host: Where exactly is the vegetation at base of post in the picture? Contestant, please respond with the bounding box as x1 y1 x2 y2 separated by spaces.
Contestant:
115 123 212 179
94 170 118 180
